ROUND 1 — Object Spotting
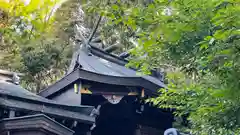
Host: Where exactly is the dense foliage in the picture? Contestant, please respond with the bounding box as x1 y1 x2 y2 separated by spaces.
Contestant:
87 0 240 134
0 0 240 134
0 0 74 92
0 0 111 92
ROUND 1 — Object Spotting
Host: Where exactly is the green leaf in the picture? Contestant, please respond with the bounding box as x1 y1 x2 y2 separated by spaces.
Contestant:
112 4 119 10
200 43 209 50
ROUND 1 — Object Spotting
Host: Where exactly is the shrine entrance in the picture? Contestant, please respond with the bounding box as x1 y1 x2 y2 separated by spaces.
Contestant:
82 94 138 135
92 101 137 135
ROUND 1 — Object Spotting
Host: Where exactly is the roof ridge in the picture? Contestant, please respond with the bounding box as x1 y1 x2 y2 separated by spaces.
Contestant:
89 45 128 66
89 45 165 82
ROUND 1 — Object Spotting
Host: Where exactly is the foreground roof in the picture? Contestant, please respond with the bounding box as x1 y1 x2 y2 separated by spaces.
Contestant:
0 114 74 135
39 45 165 97
0 81 95 124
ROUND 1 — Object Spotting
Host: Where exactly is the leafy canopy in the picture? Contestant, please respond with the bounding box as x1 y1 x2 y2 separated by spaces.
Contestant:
87 0 240 134
0 0 70 92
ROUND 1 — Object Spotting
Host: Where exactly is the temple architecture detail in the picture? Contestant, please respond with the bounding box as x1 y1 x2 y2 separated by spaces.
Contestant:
38 39 174 135
0 69 95 135
0 21 174 135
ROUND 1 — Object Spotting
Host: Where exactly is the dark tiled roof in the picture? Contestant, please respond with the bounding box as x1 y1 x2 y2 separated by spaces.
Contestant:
0 81 95 124
79 46 165 88
39 46 165 97
0 114 75 135
0 81 51 102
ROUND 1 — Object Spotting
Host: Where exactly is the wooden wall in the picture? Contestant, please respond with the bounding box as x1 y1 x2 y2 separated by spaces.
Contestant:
51 85 81 106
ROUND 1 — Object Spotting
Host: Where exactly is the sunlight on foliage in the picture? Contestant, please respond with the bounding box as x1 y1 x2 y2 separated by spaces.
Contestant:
0 0 67 32
87 0 240 134
0 0 70 92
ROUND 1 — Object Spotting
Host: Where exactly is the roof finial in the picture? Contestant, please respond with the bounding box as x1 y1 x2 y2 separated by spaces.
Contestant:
87 15 102 43
75 24 92 56
67 15 102 74
75 15 102 53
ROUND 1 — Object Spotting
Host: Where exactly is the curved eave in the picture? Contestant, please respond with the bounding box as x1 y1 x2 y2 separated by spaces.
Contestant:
39 68 165 98
77 68 164 91
0 93 95 124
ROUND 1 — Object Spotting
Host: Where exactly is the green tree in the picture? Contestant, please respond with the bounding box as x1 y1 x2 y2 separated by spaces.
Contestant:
87 0 240 134
0 0 71 92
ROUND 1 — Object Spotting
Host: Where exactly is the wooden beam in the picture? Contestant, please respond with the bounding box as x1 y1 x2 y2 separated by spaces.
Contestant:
91 36 101 43
103 43 121 53
0 97 95 124
90 45 128 66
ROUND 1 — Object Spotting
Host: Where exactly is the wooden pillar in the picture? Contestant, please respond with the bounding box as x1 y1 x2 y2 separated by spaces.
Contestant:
78 81 82 105
74 80 82 105
9 110 15 118
70 121 78 129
